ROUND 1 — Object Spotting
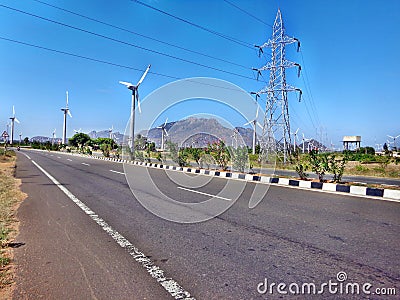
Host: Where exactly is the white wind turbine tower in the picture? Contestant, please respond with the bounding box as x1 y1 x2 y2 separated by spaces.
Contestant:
119 64 151 155
9 106 20 145
302 133 311 154
231 128 239 148
61 91 72 145
157 118 169 150
244 107 263 155
387 134 400 150
52 129 56 145
109 125 114 140
291 128 299 152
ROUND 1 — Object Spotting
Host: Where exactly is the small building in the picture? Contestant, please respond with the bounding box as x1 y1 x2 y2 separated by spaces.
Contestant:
343 136 361 150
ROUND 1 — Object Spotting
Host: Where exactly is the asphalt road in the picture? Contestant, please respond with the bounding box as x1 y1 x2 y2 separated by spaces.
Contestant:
13 149 400 299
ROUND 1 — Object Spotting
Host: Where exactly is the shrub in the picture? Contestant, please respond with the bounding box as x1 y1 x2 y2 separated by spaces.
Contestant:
232 146 248 173
355 165 369 172
328 153 348 183
308 150 329 182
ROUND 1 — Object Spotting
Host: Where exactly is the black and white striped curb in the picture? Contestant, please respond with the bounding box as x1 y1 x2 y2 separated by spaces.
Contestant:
28 150 400 201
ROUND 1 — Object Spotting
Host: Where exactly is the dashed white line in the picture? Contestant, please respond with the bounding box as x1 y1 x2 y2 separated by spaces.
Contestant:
81 163 90 166
177 186 231 201
67 159 72 162
110 169 124 175
27 159 194 300
23 153 31 160
57 156 61 159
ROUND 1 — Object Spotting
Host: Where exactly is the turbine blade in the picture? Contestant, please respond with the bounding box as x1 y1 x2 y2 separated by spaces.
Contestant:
136 64 151 87
387 135 394 139
68 110 72 118
255 106 259 119
164 129 169 136
257 122 263 129
295 128 299 134
243 121 251 126
66 91 69 107
164 118 168 126
12 105 15 116
120 81 133 88
14 118 20 124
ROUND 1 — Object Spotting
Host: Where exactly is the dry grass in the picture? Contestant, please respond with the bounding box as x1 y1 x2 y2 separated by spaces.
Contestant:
344 161 400 178
0 151 26 299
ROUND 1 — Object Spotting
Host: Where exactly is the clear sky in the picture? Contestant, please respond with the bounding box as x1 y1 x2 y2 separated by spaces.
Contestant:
1 0 399 149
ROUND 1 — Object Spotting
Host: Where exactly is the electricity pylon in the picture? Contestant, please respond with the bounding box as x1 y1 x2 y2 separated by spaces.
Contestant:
253 9 302 164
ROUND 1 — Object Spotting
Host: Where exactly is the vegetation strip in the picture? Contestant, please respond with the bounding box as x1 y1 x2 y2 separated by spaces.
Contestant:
0 150 26 297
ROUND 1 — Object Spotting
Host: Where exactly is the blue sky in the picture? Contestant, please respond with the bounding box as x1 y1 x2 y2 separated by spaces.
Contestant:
1 0 399 149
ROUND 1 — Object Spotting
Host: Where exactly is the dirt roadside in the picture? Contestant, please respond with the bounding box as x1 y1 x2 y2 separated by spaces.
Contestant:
0 151 27 300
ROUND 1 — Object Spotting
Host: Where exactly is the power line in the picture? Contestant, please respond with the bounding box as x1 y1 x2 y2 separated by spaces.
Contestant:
0 36 252 94
299 50 321 128
130 0 255 50
223 0 273 28
32 0 249 70
0 4 256 81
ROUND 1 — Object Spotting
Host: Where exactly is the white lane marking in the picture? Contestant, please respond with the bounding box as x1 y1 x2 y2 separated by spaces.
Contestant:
29 159 194 300
22 153 31 160
81 163 90 166
177 186 231 201
50 155 54 157
110 169 124 175
67 159 72 162
57 156 61 159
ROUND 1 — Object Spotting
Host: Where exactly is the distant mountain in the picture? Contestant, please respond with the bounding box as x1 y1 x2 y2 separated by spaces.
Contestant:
30 136 61 143
87 130 126 144
140 117 255 148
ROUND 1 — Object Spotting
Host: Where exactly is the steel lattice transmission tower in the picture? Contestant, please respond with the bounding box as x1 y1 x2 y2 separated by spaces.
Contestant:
253 9 302 163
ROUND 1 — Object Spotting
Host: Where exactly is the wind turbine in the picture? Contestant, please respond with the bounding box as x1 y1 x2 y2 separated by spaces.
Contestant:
387 134 400 151
119 64 151 155
9 106 20 146
302 133 311 153
231 128 239 148
74 128 82 134
61 91 72 145
291 128 299 152
109 125 114 140
52 129 56 145
244 106 263 154
157 118 169 150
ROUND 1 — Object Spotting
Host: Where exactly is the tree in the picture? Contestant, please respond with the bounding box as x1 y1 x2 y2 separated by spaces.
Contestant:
308 150 329 182
232 146 248 173
328 153 348 183
23 137 29 145
93 138 117 157
166 141 188 167
206 140 230 170
69 133 91 150
135 134 147 150
185 147 203 167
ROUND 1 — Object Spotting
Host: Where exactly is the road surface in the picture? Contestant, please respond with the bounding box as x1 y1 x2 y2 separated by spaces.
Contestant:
13 150 399 299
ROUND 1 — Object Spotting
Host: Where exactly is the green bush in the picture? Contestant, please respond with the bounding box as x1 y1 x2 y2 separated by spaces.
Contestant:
355 165 369 172
232 146 249 173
